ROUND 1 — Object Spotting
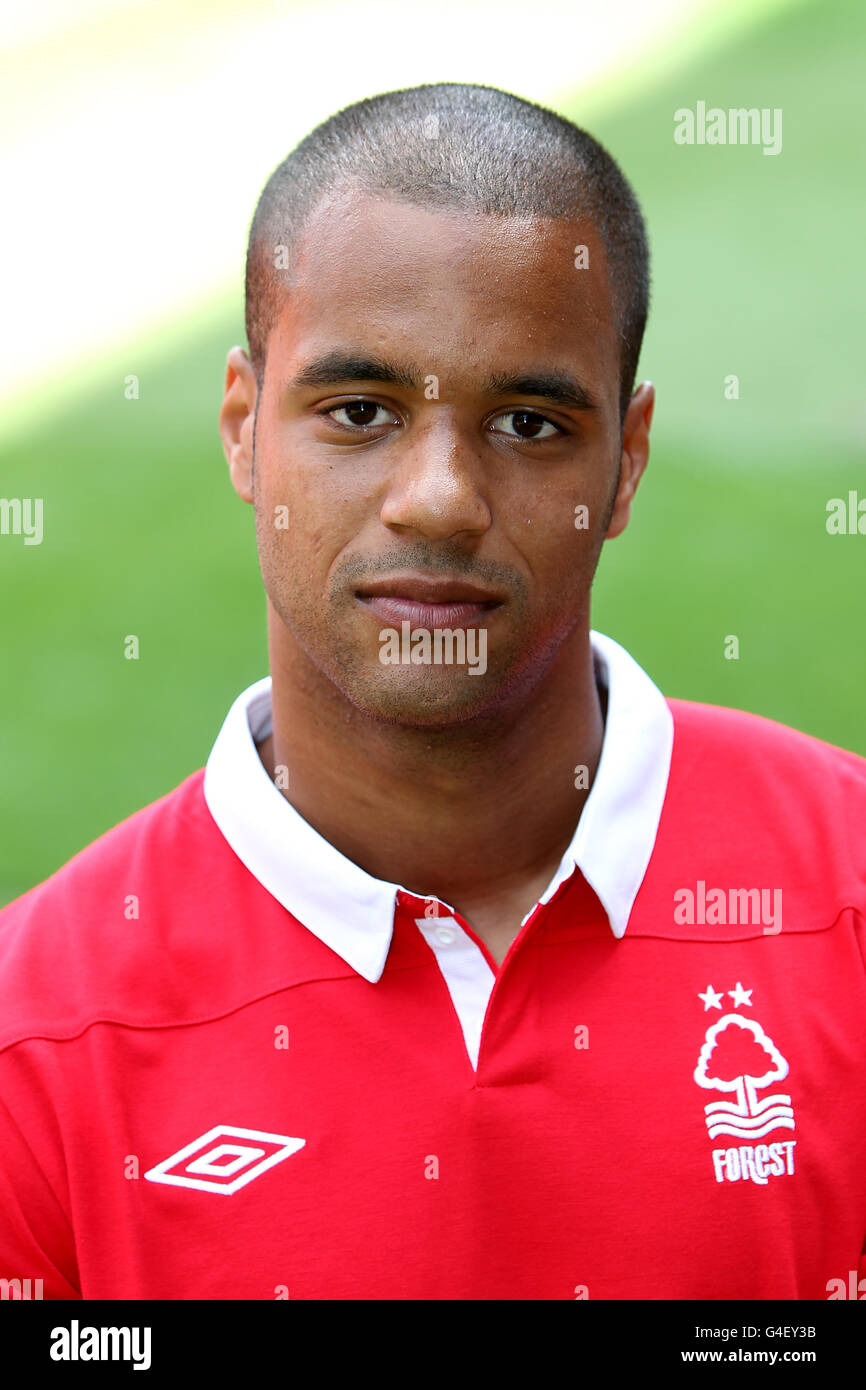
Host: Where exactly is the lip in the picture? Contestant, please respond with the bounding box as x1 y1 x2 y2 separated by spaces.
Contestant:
355 574 503 604
358 595 498 629
355 574 503 630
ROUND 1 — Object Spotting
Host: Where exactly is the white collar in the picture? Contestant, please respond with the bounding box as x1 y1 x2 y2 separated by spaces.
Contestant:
203 630 673 982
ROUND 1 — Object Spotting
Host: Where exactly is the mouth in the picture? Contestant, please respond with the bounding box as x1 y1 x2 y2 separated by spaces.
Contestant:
355 575 504 630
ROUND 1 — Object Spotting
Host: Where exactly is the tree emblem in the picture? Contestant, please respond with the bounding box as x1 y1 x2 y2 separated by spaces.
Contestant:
694 1014 794 1139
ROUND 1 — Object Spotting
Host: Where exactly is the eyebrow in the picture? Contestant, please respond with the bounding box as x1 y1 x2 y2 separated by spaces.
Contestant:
484 370 600 413
286 352 600 412
289 352 420 392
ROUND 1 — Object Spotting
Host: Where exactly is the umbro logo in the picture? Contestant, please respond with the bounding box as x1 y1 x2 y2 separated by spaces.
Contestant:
144 1125 306 1195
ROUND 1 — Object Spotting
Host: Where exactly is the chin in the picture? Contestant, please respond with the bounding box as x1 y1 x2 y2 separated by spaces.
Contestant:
339 670 500 730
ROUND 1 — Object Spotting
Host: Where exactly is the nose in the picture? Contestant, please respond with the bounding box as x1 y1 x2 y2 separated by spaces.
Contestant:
379 416 492 542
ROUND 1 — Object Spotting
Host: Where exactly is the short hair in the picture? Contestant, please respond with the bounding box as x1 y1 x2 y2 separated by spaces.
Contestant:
245 82 650 423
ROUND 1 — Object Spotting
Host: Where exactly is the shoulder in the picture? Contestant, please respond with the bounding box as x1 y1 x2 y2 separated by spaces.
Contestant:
663 698 866 917
0 770 243 1050
668 697 866 787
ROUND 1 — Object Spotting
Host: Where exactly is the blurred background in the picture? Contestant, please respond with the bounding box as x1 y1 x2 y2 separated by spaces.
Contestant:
1 0 863 905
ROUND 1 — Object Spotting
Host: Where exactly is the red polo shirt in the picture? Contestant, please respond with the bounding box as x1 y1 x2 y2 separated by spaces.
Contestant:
1 631 864 1300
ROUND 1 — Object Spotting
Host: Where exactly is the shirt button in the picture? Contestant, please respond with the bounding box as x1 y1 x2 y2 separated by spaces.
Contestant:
434 925 457 945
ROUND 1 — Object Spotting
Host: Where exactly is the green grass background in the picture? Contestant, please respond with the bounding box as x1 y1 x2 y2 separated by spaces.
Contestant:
1 0 863 906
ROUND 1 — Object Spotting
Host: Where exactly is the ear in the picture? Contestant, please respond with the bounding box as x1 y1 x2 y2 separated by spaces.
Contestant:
218 345 258 504
605 381 654 540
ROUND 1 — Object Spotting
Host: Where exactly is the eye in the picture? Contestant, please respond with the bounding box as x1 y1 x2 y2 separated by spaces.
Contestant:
322 400 399 430
489 410 561 440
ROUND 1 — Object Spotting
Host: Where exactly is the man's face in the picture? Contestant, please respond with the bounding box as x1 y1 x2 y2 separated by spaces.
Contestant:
222 191 651 727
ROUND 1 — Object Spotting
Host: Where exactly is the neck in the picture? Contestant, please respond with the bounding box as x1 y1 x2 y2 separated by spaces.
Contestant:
258 611 605 938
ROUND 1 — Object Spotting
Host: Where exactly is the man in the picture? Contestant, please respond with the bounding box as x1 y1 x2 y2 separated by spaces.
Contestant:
1 83 864 1302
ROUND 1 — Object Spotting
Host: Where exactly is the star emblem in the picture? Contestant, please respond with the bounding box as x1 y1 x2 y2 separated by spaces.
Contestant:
728 981 753 1008
698 984 724 1011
